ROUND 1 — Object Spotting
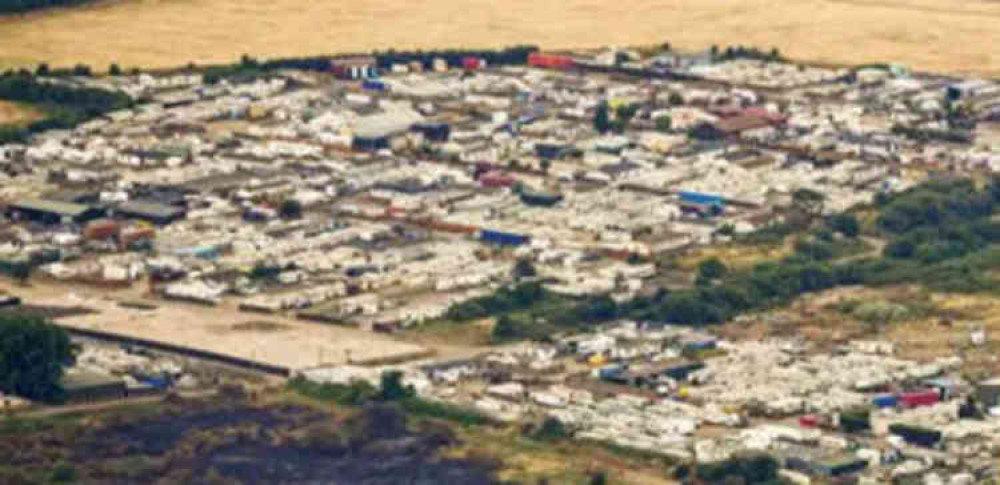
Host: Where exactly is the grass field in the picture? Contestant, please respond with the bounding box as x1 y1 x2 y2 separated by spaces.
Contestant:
0 100 43 126
0 0 998 75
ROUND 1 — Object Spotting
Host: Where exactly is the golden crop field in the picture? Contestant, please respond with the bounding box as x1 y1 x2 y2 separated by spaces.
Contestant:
0 0 999 76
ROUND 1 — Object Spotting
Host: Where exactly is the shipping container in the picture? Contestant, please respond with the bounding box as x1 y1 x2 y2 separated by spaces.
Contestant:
426 220 478 234
872 394 898 408
480 230 530 246
479 171 517 188
461 57 486 70
519 189 563 207
798 415 819 428
899 389 940 408
362 79 387 91
84 219 121 240
679 191 726 206
528 53 575 69
888 423 941 447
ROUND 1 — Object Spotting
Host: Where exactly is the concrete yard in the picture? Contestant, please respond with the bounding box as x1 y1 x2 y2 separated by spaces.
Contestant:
0 280 433 373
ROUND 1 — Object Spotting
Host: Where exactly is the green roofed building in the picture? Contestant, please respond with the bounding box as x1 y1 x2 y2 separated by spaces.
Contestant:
5 198 105 225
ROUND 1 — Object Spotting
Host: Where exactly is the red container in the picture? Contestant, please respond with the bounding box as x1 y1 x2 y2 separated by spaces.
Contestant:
428 221 478 234
798 415 819 428
479 171 517 188
461 57 485 70
900 389 940 408
120 226 155 246
528 53 575 69
84 219 120 240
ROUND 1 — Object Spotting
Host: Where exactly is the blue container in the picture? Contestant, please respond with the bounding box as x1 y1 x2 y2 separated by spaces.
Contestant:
872 394 898 408
480 230 530 246
683 340 717 352
362 79 387 91
679 191 725 206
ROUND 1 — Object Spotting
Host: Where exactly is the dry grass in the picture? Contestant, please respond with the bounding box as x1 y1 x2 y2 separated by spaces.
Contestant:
717 285 1000 377
0 100 43 126
446 426 677 485
0 0 998 75
676 238 793 272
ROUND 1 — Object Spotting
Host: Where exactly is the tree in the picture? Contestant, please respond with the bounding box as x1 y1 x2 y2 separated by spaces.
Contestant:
0 314 74 402
492 315 518 341
697 257 728 281
513 259 537 280
35 63 49 76
108 63 122 76
792 188 826 218
655 115 672 132
539 158 551 174
71 64 92 76
378 370 415 401
279 198 303 219
589 471 608 485
668 92 684 106
829 213 860 238
532 417 569 441
593 102 611 134
9 262 31 284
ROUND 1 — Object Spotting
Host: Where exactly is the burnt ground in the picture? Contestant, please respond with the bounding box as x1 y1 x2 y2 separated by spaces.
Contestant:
0 397 508 485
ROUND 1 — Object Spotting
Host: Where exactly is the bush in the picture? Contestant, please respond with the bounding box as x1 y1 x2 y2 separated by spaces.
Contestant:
696 452 780 483
49 461 77 483
697 257 728 281
829 213 860 238
279 198 303 219
531 417 570 442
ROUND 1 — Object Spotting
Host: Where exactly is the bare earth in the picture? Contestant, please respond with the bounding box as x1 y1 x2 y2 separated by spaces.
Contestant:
0 0 998 76
0 279 443 372
0 100 43 126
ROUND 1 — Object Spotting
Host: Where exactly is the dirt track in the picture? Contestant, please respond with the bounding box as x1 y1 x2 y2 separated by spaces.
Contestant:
0 0 998 76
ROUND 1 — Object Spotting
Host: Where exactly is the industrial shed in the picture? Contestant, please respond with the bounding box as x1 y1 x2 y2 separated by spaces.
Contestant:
352 111 423 151
5 198 104 225
61 370 127 404
115 200 187 226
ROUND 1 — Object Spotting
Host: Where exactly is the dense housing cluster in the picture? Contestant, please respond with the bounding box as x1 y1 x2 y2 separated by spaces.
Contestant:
2 46 1000 482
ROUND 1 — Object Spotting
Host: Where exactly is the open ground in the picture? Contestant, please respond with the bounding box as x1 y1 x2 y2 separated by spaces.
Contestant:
0 0 999 76
0 100 42 126
0 279 492 373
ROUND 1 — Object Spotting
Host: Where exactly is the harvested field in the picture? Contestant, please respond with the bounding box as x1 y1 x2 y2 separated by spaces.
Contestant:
0 0 999 76
0 100 43 126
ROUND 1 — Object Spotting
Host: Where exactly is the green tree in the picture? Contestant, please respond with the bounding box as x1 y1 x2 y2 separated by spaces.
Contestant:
829 213 860 238
49 462 77 483
35 63 49 76
279 198 303 219
378 370 415 401
532 417 569 441
668 92 684 106
108 63 122 76
655 115 672 132
492 315 518 341
0 314 74 402
697 257 728 281
71 64 91 76
539 158 551 174
792 188 826 218
593 102 611 134
513 258 537 280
